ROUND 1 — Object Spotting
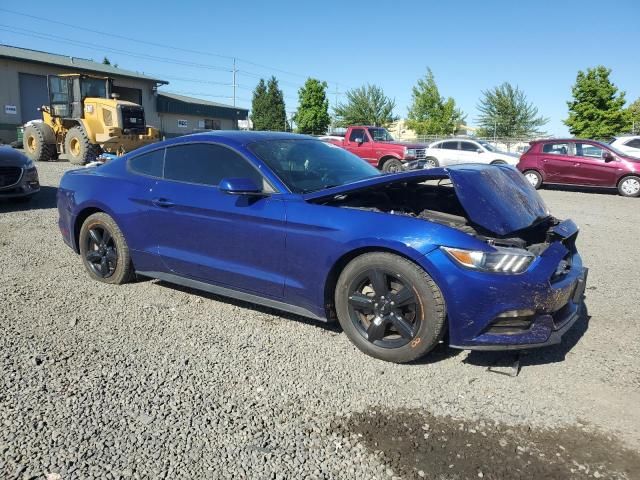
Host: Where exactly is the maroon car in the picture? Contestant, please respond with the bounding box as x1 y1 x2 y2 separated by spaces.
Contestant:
517 139 640 197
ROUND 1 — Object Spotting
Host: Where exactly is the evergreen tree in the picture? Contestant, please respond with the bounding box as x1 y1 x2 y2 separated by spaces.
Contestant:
565 66 627 138
250 79 270 131
334 84 397 127
406 68 465 135
477 82 547 137
265 76 287 132
293 78 331 134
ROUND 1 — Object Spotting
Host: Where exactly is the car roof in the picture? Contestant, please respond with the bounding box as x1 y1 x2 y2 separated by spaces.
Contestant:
532 138 604 143
128 131 317 157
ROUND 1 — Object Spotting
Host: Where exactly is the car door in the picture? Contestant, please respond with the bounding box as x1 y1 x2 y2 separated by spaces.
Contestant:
570 142 620 187
344 128 375 163
458 141 483 164
434 140 460 166
539 142 575 183
151 142 286 298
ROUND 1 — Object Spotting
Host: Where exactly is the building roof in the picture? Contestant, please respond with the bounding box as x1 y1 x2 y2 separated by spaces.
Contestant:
0 44 168 84
157 91 248 120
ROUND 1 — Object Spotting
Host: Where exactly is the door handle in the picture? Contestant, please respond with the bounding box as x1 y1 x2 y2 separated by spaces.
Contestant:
574 163 581 167
152 198 175 208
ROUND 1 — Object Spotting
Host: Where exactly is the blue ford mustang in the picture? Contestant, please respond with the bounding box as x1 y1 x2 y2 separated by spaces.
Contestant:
57 132 587 363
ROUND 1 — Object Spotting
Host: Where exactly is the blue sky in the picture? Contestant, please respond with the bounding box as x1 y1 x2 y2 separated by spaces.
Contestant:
1 0 638 135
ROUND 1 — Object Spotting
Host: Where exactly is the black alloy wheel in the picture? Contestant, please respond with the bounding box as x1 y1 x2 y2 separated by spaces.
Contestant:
335 252 446 363
347 268 420 348
79 212 134 284
85 225 117 278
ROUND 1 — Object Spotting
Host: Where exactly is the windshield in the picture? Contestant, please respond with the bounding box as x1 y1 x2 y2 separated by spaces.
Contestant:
478 141 496 152
367 128 394 142
249 139 381 193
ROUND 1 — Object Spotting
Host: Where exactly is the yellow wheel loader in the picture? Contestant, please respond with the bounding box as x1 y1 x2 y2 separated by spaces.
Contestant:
23 74 159 165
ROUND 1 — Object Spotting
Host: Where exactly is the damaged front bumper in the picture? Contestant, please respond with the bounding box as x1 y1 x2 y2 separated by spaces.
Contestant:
419 220 588 351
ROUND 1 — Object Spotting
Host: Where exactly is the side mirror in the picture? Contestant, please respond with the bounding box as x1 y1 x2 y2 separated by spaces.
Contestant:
219 177 264 195
355 137 364 145
477 148 483 154
603 151 615 162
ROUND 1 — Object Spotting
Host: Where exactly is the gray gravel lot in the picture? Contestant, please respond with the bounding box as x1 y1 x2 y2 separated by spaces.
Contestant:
1 161 639 479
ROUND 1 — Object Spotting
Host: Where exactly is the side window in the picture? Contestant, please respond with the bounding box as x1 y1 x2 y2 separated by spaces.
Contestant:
348 129 367 143
625 139 640 149
129 149 164 177
542 143 569 155
441 141 459 150
460 141 478 152
164 143 264 187
575 143 604 159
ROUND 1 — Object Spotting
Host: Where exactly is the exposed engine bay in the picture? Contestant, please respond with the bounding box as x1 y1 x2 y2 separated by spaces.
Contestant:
314 180 566 253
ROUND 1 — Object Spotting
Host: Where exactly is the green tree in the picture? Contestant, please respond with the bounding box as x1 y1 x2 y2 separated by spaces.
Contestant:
250 77 287 131
406 68 465 135
250 79 269 130
627 98 640 134
334 84 398 127
102 57 118 68
565 66 627 138
293 78 331 134
476 82 548 137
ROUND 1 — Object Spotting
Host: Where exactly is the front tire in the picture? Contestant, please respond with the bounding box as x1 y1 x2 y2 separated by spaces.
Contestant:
23 123 56 162
381 158 403 173
523 170 542 189
79 212 134 284
617 176 640 197
335 252 446 363
65 126 100 165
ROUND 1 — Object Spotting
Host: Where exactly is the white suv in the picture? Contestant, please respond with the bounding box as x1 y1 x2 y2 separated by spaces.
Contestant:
424 138 519 168
610 136 640 158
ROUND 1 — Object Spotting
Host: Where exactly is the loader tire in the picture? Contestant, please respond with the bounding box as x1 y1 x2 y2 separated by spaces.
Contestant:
23 123 57 162
65 126 100 165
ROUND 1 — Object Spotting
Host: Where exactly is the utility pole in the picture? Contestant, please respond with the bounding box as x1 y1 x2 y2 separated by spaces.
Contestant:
331 83 342 133
232 58 237 107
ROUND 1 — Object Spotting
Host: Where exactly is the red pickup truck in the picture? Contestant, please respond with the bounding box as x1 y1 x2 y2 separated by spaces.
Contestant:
322 126 429 172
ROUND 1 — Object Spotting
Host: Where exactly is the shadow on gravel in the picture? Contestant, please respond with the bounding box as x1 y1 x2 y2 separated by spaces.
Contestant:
464 304 591 370
0 186 58 212
341 409 640 480
153 280 343 334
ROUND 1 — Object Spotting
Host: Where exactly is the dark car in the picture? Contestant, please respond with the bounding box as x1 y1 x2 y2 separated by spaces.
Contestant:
517 139 640 197
57 132 587 363
0 146 40 201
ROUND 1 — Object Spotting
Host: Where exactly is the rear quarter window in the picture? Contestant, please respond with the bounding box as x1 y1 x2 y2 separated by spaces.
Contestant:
128 149 165 177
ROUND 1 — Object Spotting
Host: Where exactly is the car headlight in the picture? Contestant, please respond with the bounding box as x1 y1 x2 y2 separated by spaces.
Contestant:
404 147 417 160
441 246 534 274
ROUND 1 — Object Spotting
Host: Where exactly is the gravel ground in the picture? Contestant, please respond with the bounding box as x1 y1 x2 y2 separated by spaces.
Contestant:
1 161 639 479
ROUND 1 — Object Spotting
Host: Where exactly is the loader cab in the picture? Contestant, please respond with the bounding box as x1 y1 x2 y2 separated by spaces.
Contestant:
47 74 112 119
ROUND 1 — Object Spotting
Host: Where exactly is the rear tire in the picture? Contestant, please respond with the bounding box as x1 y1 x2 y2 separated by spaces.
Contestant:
335 252 446 363
79 212 134 284
381 158 403 173
617 176 640 197
523 170 542 189
23 123 56 162
65 126 100 165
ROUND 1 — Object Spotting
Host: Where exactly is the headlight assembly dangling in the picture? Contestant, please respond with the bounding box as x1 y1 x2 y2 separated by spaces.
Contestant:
441 246 534 274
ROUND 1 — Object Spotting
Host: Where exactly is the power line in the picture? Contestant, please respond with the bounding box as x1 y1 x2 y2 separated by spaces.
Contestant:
0 7 352 89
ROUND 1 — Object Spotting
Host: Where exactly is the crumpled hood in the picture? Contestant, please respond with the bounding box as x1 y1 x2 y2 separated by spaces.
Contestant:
303 164 549 236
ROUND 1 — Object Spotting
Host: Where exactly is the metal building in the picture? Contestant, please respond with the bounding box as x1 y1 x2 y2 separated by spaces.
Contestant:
0 44 248 143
